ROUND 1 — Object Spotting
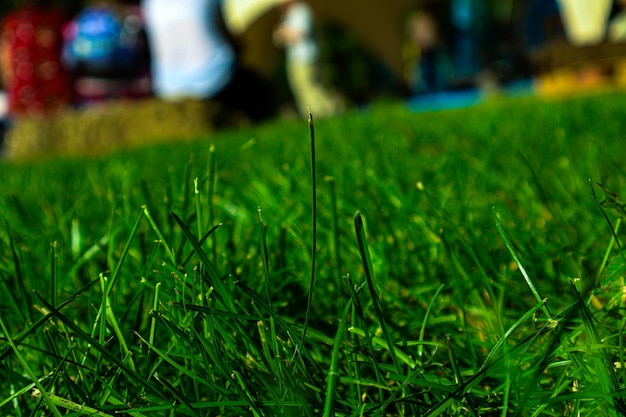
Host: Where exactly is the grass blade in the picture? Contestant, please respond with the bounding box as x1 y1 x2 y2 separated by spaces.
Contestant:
0 313 62 417
257 207 272 306
143 205 176 265
299 110 317 354
49 241 57 308
32 291 167 402
322 317 346 417
170 210 231 310
492 208 553 321
354 211 402 374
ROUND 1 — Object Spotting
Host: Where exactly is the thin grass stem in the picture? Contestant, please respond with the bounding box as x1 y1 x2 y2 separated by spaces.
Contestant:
257 207 272 306
49 241 57 308
208 143 218 264
298 110 317 354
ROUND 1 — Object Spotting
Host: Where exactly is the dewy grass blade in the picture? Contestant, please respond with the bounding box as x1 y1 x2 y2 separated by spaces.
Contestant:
41 393 114 416
492 208 553 321
298 110 317 355
354 211 403 374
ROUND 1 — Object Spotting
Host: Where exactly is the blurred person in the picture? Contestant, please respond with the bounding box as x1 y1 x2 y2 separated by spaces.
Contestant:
0 90 8 156
62 0 151 105
450 0 485 82
141 0 276 124
0 0 72 117
522 0 564 53
609 0 626 42
403 0 495 94
272 0 343 117
403 4 454 93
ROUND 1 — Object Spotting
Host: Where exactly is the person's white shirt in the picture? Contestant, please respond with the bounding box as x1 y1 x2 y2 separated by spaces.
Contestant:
142 0 235 99
281 2 317 63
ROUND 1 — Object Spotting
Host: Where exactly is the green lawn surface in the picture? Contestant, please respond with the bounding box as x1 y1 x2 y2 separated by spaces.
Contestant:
0 92 625 415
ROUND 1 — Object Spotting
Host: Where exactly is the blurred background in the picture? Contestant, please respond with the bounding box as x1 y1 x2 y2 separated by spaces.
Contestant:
1 0 625 159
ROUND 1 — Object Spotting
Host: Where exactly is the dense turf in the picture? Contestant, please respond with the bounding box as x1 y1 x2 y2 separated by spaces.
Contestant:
1 92 625 415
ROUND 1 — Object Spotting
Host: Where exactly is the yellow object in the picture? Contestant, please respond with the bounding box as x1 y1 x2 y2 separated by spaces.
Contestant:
556 0 612 46
286 60 344 117
223 0 289 34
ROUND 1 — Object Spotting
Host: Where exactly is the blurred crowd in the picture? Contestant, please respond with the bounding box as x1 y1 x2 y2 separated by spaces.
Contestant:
0 0 344 128
1 0 626 153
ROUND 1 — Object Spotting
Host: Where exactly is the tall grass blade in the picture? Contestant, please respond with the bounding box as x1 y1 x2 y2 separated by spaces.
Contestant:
492 208 553 321
49 241 57 308
194 177 203 239
322 316 346 417
354 211 402 374
344 273 385 399
100 274 136 371
418 284 444 361
207 143 218 264
326 176 344 313
257 207 272 306
299 110 317 354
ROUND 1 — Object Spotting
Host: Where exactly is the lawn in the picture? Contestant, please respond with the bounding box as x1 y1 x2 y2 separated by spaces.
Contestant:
0 92 625 415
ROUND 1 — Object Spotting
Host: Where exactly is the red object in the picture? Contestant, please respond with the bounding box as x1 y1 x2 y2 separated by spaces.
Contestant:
1 6 72 116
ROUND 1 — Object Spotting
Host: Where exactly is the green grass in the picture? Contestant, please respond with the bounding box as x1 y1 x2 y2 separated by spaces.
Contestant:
1 91 626 415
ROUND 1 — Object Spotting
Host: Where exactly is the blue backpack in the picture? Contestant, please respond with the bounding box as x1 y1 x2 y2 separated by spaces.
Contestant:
63 6 146 78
